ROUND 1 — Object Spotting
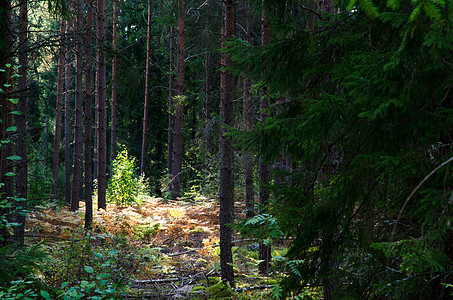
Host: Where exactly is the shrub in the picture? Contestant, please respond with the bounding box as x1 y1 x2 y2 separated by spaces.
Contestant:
107 149 149 206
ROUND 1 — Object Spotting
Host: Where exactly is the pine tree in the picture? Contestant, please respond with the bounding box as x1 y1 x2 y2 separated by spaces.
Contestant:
96 0 107 210
15 0 28 245
72 0 84 211
51 19 65 197
219 0 235 286
84 0 94 229
140 0 152 176
171 0 186 199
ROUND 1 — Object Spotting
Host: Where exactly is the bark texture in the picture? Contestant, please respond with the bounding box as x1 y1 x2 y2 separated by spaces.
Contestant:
258 6 271 275
140 0 152 175
84 0 94 229
72 0 84 211
0 0 12 244
243 0 254 218
111 0 118 170
64 22 71 207
219 0 235 286
15 0 28 245
96 0 107 209
171 0 185 199
51 19 66 197
167 26 175 175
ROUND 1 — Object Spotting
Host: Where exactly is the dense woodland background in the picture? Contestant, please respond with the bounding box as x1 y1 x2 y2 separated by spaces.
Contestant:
2 0 453 298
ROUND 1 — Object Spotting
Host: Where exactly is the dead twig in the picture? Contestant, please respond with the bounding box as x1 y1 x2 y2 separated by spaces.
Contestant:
235 285 275 293
167 248 202 256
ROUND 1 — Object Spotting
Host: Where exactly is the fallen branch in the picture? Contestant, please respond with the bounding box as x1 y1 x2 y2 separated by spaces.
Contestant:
129 278 179 284
168 248 202 257
235 285 275 293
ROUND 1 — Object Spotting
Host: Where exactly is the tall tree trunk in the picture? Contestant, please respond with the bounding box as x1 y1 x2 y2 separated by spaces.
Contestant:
205 52 211 121
96 0 107 210
64 22 71 207
243 0 254 218
110 0 118 169
171 0 185 199
140 0 152 176
51 19 66 197
219 0 235 286
258 6 272 275
15 0 28 245
72 0 84 211
0 0 13 244
167 26 175 175
84 0 94 229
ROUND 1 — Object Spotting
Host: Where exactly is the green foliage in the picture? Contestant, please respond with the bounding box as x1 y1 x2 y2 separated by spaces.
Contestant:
107 149 149 206
0 244 47 285
0 277 39 300
229 0 453 298
27 148 53 207
42 233 129 298
205 279 238 299
234 213 284 243
134 223 160 241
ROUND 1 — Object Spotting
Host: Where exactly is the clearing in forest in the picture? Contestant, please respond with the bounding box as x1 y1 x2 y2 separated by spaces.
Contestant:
25 197 290 299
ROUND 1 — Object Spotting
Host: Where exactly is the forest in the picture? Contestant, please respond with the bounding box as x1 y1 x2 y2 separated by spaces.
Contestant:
1 0 453 298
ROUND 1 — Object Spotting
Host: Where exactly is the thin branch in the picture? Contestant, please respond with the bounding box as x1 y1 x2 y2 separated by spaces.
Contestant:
392 156 453 240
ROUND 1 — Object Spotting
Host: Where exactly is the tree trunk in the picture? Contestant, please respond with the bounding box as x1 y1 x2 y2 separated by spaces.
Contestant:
15 0 28 245
0 0 12 244
171 0 185 199
111 0 118 169
243 0 254 218
140 0 152 176
72 0 84 211
64 22 71 207
51 19 65 197
167 26 175 175
258 6 272 275
96 0 107 210
219 0 235 286
205 52 211 121
84 0 94 229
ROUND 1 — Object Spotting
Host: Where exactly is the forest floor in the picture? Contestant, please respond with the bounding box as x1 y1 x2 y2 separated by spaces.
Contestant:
24 197 293 299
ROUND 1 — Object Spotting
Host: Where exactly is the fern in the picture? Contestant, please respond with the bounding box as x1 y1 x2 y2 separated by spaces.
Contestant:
287 260 304 278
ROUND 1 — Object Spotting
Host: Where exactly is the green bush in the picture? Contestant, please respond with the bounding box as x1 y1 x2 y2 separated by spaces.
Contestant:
107 149 149 206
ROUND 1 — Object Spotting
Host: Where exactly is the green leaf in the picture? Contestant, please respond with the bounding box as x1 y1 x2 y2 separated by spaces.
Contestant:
8 98 18 104
6 155 21 161
1 139 10 144
410 4 423 21
40 290 51 299
347 0 358 10
0 69 5 72
84 266 94 274
94 251 103 258
61 281 69 288
6 126 16 132
422 0 442 20
5 63 11 68
108 249 118 256
96 272 111 279
100 279 109 286
10 110 22 115
5 172 16 177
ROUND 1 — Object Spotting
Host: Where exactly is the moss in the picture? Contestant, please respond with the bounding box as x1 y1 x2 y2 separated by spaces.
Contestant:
191 286 205 292
207 277 220 285
205 280 238 299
